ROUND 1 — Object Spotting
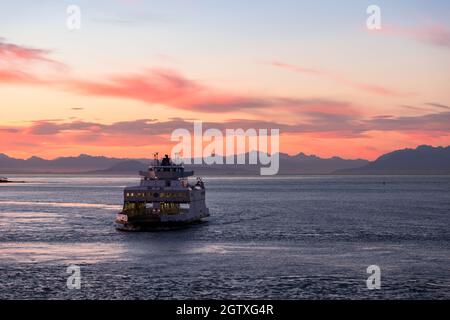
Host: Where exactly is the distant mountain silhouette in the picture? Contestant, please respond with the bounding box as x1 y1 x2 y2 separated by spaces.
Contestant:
0 154 124 173
335 145 450 175
0 152 367 175
1 145 449 175
92 160 148 174
87 152 369 175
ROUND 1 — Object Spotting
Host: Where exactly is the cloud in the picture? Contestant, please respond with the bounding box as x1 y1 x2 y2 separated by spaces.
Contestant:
375 24 450 49
0 69 40 83
0 40 358 115
269 61 405 97
0 39 346 115
1 110 449 159
0 39 52 62
25 119 221 138
11 108 450 139
25 118 290 137
66 68 359 114
364 111 450 133
0 38 66 84
67 68 253 112
91 12 166 25
401 103 450 113
0 128 19 133
0 38 412 117
426 102 450 110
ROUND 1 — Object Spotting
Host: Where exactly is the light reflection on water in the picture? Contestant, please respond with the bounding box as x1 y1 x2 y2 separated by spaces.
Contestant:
188 244 298 254
0 201 120 210
0 212 61 228
0 242 127 264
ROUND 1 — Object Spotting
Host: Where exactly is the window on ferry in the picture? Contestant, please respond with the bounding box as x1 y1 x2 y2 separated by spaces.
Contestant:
135 202 145 211
180 203 190 209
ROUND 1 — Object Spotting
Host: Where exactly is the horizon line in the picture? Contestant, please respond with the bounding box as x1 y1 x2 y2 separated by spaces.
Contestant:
1 144 448 162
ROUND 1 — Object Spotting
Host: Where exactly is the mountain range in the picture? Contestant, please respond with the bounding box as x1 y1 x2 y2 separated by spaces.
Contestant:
335 145 450 175
0 145 449 175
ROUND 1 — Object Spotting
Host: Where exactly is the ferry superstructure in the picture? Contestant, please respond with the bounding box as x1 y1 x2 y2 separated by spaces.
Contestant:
115 154 210 231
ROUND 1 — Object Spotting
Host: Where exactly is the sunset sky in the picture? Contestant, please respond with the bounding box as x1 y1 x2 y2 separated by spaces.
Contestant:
1 0 449 160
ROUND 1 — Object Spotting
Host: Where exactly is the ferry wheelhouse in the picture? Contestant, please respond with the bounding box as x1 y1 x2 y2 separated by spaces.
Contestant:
115 154 210 231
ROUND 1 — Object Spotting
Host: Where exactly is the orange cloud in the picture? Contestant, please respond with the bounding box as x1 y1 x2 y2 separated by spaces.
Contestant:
1 110 449 160
67 68 250 112
67 68 313 113
65 67 373 116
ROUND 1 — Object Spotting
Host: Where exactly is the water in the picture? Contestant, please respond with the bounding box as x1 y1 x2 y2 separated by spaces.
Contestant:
0 175 449 299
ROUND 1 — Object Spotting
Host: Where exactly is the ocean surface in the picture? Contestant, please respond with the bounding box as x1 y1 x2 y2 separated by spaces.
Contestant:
0 175 449 299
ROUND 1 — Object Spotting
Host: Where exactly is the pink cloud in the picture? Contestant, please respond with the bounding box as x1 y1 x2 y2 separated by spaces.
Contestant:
0 39 51 62
378 24 450 48
269 61 405 97
270 61 324 75
0 38 408 115
0 69 39 83
0 38 66 84
67 68 272 112
66 68 362 114
0 40 368 115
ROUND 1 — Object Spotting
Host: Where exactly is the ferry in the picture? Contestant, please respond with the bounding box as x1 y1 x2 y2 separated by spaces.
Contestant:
115 154 210 231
